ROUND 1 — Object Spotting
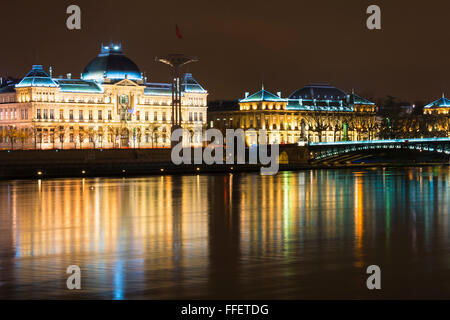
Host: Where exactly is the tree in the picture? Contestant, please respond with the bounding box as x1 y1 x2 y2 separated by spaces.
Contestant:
135 127 142 148
6 126 18 150
307 113 330 142
19 128 29 149
57 126 66 149
78 127 85 149
366 117 378 140
88 128 96 149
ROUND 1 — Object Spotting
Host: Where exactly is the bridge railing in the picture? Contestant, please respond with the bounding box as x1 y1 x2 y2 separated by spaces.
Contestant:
309 137 450 147
310 138 450 160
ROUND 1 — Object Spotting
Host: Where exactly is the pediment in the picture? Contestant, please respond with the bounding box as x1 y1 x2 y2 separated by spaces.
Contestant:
114 79 140 87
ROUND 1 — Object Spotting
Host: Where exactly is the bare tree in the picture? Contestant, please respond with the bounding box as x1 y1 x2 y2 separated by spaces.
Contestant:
6 126 18 150
78 127 86 149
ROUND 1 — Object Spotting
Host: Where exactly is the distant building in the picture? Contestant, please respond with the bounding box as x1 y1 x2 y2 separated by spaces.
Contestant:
208 84 377 144
424 95 450 115
0 42 208 149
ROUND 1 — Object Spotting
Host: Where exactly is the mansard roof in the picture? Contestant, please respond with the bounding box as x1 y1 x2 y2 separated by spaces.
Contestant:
144 74 206 96
16 65 58 88
352 93 375 105
424 95 450 108
286 84 374 111
181 73 207 93
288 84 348 100
53 79 103 93
239 88 286 103
144 83 172 96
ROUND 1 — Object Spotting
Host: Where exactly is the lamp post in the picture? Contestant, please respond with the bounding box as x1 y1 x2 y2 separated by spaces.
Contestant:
156 54 197 148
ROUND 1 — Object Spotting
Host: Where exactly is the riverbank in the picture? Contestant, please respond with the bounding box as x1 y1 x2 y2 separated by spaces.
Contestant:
0 148 448 180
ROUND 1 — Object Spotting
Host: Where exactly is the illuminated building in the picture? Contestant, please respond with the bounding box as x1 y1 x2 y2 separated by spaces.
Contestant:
0 42 208 149
208 84 377 144
422 95 450 136
424 95 450 115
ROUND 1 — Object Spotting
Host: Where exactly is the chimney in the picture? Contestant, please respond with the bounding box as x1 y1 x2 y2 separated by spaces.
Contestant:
245 92 249 98
277 92 281 97
67 73 72 79
49 66 53 77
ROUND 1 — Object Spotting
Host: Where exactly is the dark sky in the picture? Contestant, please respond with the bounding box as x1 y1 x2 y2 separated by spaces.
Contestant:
1 0 449 103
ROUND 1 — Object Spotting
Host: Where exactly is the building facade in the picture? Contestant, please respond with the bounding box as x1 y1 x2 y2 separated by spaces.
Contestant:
208 84 377 144
0 43 208 149
424 95 450 115
422 95 450 136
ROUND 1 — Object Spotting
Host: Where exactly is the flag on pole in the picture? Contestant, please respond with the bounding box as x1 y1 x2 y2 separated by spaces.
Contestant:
175 24 183 39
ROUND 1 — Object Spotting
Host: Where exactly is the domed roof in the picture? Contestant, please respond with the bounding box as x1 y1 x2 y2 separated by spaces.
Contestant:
289 84 348 100
81 43 142 82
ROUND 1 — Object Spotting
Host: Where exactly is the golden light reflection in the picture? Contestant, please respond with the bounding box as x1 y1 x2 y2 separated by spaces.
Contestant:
353 174 364 267
0 167 449 299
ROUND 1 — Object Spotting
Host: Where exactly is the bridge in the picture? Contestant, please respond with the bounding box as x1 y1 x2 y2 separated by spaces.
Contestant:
308 138 450 163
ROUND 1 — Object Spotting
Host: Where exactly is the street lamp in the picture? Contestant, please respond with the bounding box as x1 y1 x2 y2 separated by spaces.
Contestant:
156 54 197 148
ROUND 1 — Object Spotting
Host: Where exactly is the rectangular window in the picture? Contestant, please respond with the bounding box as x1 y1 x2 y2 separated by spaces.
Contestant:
69 110 74 120
145 112 149 121
14 109 17 120
189 112 193 122
154 112 158 121
200 113 203 122
89 110 93 120
79 110 83 120
37 109 41 120
162 112 166 121
194 113 198 121
98 110 103 120
43 109 48 120
70 134 74 142
0 109 3 120
108 110 112 120
50 109 54 120
136 111 140 121
60 109 64 120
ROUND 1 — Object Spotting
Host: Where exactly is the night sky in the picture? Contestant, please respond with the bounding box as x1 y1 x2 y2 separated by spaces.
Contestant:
1 0 450 103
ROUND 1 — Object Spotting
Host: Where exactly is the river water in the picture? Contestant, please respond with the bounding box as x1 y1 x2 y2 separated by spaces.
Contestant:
0 167 449 299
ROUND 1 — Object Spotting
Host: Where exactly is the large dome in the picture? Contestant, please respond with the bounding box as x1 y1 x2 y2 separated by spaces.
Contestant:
81 43 142 82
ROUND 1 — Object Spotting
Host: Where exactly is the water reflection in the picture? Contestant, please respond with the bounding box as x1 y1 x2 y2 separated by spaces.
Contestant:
0 167 449 299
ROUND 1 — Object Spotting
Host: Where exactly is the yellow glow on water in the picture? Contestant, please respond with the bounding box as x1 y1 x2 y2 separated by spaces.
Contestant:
354 175 364 267
1 167 449 299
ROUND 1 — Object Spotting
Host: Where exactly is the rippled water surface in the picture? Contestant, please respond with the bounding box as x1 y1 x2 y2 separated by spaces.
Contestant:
0 167 449 299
